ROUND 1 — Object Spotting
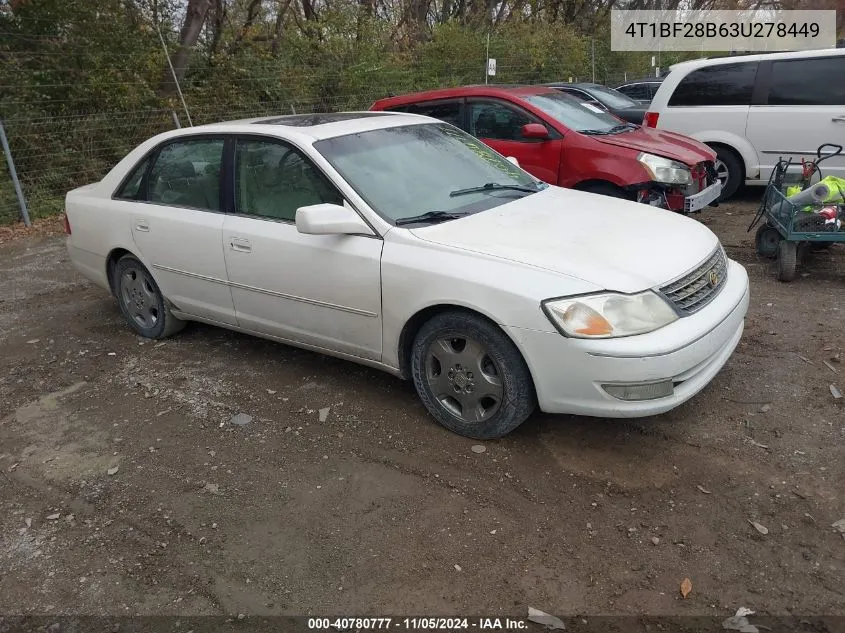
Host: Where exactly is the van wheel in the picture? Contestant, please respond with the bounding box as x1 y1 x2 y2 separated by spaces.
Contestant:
711 146 743 201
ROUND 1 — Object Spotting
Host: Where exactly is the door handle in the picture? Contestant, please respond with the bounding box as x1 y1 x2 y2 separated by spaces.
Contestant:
230 238 252 253
833 116 845 123
134 219 150 232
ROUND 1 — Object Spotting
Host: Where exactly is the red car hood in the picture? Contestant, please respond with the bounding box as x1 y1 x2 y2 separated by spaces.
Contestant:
595 128 715 166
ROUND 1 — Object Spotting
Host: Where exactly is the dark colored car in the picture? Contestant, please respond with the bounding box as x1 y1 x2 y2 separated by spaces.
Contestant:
615 77 665 105
370 85 721 213
546 83 647 124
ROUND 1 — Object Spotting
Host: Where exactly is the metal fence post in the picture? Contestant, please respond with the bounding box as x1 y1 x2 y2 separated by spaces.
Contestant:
0 120 31 227
171 111 182 129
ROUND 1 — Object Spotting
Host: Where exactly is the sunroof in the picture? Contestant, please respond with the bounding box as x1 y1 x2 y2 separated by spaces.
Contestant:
254 112 394 127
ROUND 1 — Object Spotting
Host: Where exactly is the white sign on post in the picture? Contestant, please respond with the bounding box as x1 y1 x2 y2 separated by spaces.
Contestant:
487 58 497 76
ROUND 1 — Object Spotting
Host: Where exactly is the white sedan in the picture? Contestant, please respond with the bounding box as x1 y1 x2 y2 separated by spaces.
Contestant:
65 112 749 439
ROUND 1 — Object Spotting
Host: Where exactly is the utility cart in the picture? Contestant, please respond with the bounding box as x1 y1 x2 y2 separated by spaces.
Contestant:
750 144 845 282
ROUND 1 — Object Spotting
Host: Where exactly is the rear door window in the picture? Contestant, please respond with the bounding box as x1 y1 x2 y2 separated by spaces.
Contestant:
668 62 758 106
767 57 845 105
147 138 225 211
393 100 462 128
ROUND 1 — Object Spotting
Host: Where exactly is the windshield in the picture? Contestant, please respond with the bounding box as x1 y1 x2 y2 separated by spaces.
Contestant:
524 92 624 134
314 123 544 224
585 85 639 109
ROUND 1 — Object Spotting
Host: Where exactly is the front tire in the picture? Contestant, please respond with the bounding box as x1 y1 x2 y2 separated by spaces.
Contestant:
777 240 797 282
114 255 185 339
411 312 536 439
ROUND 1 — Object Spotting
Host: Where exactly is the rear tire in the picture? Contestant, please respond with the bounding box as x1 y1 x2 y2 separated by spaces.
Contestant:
755 224 781 259
777 240 797 282
114 255 185 339
411 311 536 439
711 146 743 201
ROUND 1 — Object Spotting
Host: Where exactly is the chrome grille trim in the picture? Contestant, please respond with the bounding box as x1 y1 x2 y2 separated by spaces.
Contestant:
659 246 728 316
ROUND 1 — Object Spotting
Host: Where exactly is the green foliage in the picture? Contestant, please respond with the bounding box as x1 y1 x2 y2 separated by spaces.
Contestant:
0 0 659 224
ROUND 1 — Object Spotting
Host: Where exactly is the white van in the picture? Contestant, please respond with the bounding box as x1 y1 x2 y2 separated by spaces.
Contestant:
644 49 845 199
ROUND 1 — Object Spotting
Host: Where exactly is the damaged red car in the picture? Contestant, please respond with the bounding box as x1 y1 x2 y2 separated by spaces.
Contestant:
371 85 721 213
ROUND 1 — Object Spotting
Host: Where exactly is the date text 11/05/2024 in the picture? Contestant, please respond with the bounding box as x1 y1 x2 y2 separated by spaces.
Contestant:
307 617 529 630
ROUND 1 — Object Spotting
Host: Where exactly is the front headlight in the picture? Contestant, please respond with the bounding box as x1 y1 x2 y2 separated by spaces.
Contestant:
638 152 691 185
542 291 679 339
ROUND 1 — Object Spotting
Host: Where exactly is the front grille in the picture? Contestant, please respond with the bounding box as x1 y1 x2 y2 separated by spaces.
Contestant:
659 247 728 315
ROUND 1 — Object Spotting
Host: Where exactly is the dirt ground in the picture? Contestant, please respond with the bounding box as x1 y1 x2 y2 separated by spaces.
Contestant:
1 192 844 625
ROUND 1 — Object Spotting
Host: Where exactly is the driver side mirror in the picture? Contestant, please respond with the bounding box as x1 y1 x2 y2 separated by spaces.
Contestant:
295 203 375 236
521 123 549 140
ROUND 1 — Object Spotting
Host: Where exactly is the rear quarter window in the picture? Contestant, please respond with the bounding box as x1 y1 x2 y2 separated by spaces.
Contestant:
668 62 758 107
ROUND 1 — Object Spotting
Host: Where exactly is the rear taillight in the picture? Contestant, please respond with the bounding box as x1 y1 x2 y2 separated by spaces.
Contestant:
643 112 659 128
63 213 71 235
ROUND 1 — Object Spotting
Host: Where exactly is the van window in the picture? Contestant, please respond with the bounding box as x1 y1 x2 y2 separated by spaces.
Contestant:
768 57 845 106
668 62 758 106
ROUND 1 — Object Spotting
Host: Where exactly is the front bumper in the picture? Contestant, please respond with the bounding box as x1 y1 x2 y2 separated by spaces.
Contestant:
505 259 749 418
684 181 722 212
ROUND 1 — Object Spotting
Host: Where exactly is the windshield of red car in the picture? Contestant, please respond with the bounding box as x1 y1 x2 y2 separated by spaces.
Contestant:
523 92 623 134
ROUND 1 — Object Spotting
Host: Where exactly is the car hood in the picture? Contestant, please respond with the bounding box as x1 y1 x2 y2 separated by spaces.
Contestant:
409 187 719 294
594 127 715 166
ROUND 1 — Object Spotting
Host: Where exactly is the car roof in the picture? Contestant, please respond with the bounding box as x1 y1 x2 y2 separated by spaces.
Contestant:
668 47 844 72
547 82 603 89
161 111 431 142
616 77 664 86
371 84 559 108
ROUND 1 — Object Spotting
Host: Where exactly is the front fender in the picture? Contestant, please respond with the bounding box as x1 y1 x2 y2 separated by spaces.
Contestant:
688 131 759 180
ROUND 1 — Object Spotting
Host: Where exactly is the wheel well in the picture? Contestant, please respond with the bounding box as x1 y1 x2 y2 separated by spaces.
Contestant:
706 142 745 180
396 304 533 388
106 248 133 295
573 180 631 197
574 179 617 191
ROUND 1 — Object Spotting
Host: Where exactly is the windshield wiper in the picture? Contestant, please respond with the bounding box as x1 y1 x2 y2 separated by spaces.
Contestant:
449 182 540 198
394 210 467 226
579 129 612 136
608 123 637 134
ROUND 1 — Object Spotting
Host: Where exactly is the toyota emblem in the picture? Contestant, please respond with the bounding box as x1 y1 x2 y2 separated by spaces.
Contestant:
708 269 720 287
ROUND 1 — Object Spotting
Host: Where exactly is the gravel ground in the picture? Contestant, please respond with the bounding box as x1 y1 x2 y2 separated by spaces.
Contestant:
1 193 844 625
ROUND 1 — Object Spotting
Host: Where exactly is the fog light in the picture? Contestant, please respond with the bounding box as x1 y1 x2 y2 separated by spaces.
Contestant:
602 379 674 401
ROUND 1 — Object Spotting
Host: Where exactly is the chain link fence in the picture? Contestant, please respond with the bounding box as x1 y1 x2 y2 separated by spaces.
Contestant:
0 55 638 226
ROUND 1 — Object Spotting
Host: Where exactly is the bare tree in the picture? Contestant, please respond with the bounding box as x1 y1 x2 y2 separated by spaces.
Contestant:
159 0 213 95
